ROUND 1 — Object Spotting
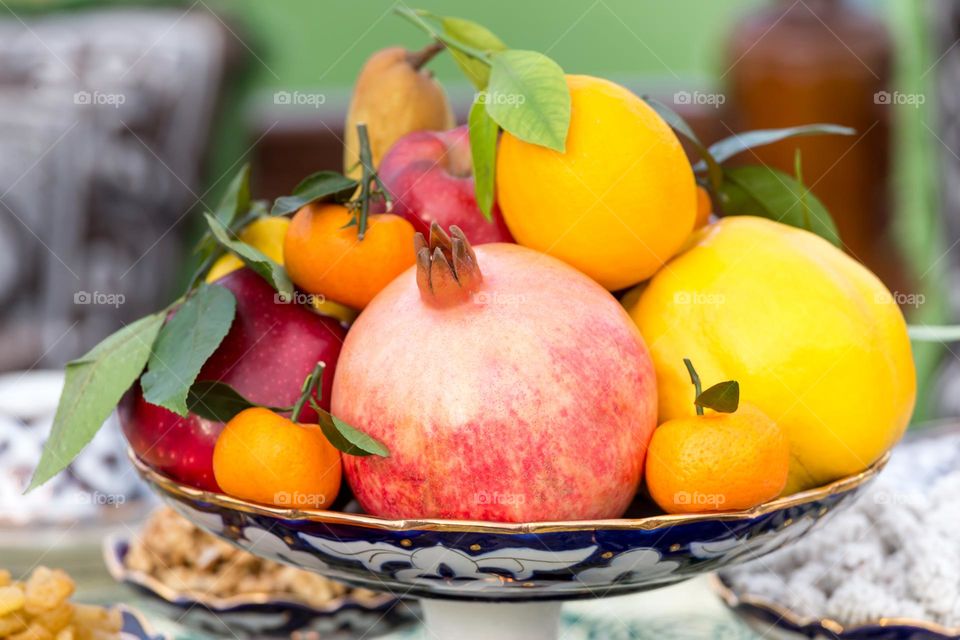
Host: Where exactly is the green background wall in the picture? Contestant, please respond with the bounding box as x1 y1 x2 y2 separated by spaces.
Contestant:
208 0 766 93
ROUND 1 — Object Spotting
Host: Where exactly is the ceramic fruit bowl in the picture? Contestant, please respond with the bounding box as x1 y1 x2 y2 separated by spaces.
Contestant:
130 449 888 640
103 535 416 638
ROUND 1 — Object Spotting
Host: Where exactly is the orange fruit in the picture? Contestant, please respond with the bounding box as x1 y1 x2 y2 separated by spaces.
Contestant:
644 404 789 514
496 74 697 290
284 203 416 309
694 185 712 229
212 407 341 508
206 216 358 325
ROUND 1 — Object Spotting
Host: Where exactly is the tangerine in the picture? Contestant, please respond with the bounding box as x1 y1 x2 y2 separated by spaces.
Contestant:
284 203 416 309
212 407 341 509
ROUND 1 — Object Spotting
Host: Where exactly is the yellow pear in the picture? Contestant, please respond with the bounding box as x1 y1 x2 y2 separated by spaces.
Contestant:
343 43 455 179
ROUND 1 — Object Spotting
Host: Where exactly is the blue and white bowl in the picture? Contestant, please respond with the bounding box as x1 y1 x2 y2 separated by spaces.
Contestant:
713 423 960 640
118 606 166 640
713 574 960 640
104 534 416 637
128 449 887 603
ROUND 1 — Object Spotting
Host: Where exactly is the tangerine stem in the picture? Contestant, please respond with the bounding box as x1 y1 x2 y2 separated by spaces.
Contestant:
356 123 374 240
683 358 704 417
291 361 326 424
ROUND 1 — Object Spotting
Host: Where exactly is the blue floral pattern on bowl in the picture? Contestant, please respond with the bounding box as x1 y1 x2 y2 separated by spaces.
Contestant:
129 450 887 603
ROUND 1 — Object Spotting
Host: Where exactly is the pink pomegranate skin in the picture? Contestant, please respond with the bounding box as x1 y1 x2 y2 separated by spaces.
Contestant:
333 242 657 522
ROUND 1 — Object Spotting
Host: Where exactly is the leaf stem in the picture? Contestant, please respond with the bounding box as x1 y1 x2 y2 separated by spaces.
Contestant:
185 250 220 293
908 324 960 342
356 123 376 239
394 7 492 64
683 357 704 416
291 361 326 423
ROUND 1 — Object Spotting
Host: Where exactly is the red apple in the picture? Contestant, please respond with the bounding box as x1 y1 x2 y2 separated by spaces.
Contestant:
378 125 514 244
120 268 346 492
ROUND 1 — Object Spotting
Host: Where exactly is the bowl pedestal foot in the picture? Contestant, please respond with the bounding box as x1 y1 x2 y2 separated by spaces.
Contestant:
420 600 562 640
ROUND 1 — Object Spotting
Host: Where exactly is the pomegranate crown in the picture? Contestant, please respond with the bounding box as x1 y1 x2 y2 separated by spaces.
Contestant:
415 223 483 306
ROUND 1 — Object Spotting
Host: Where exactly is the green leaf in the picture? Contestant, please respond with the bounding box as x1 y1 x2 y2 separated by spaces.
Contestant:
708 124 856 165
468 98 499 221
28 313 165 491
214 164 252 227
311 399 389 457
141 284 236 416
186 380 288 423
720 165 841 246
908 324 960 342
794 149 811 233
442 16 506 89
204 213 295 300
271 171 358 216
695 380 740 414
485 50 570 152
644 97 723 191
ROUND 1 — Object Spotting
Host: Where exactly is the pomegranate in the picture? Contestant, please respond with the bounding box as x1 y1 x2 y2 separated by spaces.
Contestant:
332 225 657 522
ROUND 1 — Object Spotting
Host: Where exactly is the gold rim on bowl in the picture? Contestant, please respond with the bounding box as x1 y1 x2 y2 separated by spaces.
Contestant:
711 573 960 638
129 448 889 534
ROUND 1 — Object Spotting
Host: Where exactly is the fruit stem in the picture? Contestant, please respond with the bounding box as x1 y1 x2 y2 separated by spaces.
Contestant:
394 7 493 65
351 123 393 236
683 358 704 416
291 361 326 424
406 41 445 70
356 123 375 240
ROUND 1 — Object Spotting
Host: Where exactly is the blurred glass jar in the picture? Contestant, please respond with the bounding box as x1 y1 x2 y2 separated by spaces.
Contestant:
725 0 904 291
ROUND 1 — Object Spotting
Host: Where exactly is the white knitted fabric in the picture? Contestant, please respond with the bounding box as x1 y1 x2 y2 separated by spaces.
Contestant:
725 430 960 628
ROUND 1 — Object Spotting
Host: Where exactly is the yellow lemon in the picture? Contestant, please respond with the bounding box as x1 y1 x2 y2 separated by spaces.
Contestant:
496 74 696 290
625 216 915 493
206 216 290 283
311 296 358 325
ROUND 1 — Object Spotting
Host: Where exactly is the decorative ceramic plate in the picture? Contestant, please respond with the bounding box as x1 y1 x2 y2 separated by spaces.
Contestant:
0 370 153 578
103 534 416 637
713 423 960 640
129 449 887 602
118 605 166 640
713 574 960 640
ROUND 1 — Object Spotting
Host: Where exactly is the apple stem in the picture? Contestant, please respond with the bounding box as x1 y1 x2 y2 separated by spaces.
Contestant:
291 361 326 424
683 358 705 417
